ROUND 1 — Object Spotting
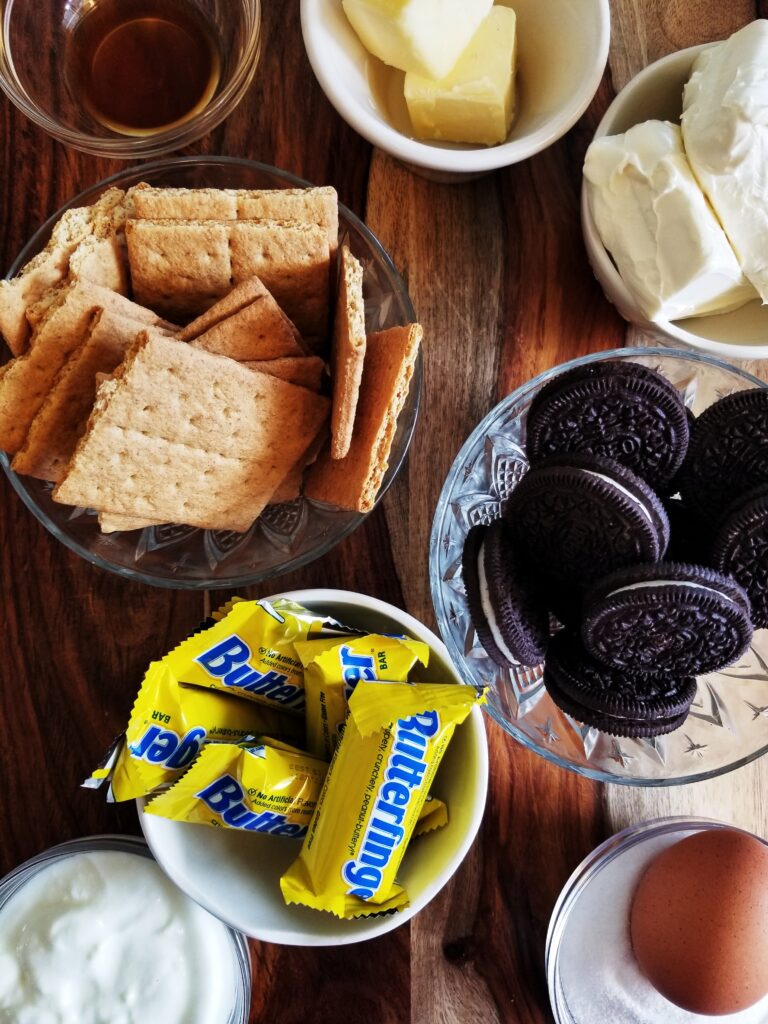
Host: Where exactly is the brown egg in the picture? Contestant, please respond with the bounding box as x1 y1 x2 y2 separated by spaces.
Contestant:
630 828 768 1016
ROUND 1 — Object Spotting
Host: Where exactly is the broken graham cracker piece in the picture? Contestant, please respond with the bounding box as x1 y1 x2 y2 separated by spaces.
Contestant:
242 356 325 392
0 281 176 454
179 277 305 360
12 313 168 482
128 184 339 253
0 188 128 356
330 246 366 460
98 512 162 533
305 324 422 513
126 219 330 346
54 333 330 532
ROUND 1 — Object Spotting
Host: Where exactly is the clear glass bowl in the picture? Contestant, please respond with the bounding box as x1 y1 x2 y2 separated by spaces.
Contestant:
0 0 261 158
0 834 251 1023
546 817 768 1024
430 347 768 786
1 156 420 588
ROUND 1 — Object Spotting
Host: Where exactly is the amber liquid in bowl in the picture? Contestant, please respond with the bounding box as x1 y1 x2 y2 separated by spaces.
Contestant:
64 0 221 136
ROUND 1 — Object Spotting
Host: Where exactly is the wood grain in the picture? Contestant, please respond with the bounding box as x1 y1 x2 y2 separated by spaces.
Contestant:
0 2 766 1023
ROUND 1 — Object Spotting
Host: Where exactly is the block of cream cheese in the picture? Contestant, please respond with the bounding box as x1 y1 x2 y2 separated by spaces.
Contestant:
342 0 493 80
584 120 756 321
682 20 768 303
404 6 517 146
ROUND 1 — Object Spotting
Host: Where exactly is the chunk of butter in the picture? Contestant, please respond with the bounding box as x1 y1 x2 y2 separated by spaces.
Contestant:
584 120 756 322
342 0 493 80
404 7 517 146
682 21 768 303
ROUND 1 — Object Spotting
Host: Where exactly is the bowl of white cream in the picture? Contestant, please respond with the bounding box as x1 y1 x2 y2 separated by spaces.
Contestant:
0 835 250 1024
582 22 768 360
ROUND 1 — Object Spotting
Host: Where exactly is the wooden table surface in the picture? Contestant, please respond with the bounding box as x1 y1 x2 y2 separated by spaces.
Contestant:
2 2 767 1022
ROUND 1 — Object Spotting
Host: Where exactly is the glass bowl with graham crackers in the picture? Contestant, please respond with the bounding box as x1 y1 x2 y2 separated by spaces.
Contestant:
0 156 421 588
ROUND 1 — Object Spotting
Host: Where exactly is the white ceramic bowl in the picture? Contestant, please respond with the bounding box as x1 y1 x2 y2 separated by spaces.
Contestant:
140 589 488 946
582 44 768 360
301 0 610 178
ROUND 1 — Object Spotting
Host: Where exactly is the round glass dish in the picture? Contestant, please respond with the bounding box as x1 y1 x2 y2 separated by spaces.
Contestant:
430 347 768 786
1 156 420 588
546 817 768 1024
0 0 261 158
0 834 251 1023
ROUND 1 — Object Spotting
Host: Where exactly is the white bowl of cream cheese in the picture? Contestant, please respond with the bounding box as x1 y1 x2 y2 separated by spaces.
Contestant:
582 40 768 360
301 0 610 179
140 589 489 946
0 835 250 1024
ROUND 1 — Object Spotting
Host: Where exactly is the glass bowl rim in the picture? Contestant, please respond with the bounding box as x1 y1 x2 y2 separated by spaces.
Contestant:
1 155 420 590
0 0 262 158
429 345 767 787
0 832 252 1023
544 815 767 1023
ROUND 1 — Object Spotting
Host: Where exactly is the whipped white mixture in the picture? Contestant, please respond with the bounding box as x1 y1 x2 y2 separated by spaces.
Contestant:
0 850 237 1024
584 119 755 321
682 20 768 303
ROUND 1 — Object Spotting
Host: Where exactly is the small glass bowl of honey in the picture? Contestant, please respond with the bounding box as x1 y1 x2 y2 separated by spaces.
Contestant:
0 0 261 157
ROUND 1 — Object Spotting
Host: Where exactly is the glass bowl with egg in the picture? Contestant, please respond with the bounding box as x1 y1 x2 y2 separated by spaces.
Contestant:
0 156 421 588
0 834 251 1022
582 23 768 359
546 817 768 1023
300 0 610 180
430 346 768 787
0 0 261 158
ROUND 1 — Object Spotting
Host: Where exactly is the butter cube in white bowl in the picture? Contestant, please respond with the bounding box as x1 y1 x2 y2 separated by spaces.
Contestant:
582 28 768 360
301 0 610 178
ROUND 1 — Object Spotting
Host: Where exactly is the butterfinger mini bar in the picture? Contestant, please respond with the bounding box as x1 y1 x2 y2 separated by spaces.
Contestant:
295 633 430 759
280 681 483 919
87 660 303 802
144 740 328 838
167 598 339 714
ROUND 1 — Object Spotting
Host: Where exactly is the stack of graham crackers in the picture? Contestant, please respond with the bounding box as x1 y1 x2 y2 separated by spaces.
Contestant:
0 184 422 534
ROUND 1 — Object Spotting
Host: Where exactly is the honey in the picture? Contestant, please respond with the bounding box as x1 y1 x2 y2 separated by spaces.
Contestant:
65 0 221 136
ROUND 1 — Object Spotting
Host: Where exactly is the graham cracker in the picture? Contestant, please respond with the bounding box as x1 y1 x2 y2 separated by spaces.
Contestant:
330 246 366 460
12 313 167 482
54 333 330 532
0 281 175 454
128 184 338 253
0 188 127 356
180 277 305 360
242 356 325 392
98 512 161 533
126 219 232 321
68 234 129 295
305 324 422 513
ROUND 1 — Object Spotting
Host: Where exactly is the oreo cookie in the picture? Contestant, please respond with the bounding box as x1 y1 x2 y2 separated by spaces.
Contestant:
680 388 768 522
527 360 689 492
505 453 669 594
544 630 696 738
582 562 753 677
462 519 549 667
711 485 768 629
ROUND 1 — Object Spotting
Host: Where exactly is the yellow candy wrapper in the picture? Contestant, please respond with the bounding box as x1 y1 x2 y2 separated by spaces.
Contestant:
86 661 304 802
165 598 339 715
295 634 430 760
144 740 328 838
280 681 483 919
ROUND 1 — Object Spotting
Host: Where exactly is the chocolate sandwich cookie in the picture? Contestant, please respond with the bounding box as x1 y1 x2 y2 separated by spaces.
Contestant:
711 485 768 629
582 562 753 677
462 519 549 667
505 453 670 594
680 388 768 523
526 360 689 492
544 630 695 738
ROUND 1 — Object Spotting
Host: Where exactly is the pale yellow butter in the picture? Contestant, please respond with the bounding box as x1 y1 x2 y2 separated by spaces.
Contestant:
342 0 493 80
404 7 517 146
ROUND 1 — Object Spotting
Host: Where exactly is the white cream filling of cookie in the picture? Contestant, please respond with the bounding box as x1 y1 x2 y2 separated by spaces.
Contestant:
606 580 730 601
478 540 521 666
581 469 654 528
